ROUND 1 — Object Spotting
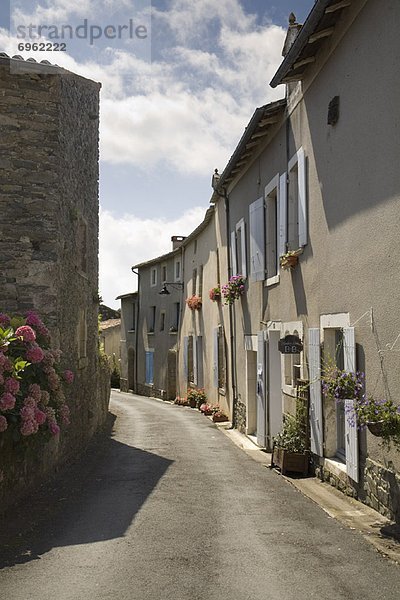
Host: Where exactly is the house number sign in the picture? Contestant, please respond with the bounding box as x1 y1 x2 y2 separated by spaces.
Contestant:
278 334 303 354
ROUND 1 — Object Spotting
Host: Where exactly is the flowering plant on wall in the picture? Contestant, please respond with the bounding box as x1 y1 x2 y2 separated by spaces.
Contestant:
279 249 302 270
348 396 400 450
0 311 73 443
186 295 202 311
209 286 221 302
321 366 364 401
221 275 245 305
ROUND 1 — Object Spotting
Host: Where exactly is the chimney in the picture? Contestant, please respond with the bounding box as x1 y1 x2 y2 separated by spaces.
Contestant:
282 13 302 57
171 236 186 250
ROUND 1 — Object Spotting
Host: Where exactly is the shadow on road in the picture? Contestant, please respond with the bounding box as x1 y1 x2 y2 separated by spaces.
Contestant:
0 412 173 569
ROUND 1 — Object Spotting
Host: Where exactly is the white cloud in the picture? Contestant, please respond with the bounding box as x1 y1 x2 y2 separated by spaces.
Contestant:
99 205 208 307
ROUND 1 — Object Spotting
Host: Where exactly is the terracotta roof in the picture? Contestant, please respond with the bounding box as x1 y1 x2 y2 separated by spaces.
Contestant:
99 318 121 330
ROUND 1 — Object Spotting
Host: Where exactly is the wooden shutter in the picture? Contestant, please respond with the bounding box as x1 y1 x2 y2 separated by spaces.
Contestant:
278 172 287 258
196 336 204 388
240 221 247 277
145 351 154 385
308 328 323 456
193 335 198 386
257 331 267 447
249 197 265 281
230 231 237 276
343 327 358 482
298 147 307 247
213 327 219 388
183 337 188 381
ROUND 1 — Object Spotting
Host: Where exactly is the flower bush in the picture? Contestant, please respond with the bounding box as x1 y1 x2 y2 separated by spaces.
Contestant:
199 403 213 415
186 295 202 311
322 366 364 401
349 396 400 450
273 414 306 453
221 275 246 305
186 387 207 409
209 286 221 302
0 311 73 443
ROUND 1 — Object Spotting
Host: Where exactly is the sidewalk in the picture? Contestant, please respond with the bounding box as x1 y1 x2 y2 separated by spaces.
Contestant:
216 422 400 565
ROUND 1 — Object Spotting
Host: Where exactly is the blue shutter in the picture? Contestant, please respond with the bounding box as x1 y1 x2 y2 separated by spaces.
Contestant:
278 172 287 258
343 327 358 482
298 147 307 247
249 197 265 281
145 351 154 385
308 328 323 456
231 231 237 276
257 331 267 447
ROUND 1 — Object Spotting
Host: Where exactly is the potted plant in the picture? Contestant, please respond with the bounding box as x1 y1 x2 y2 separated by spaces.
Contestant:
199 402 213 416
271 415 308 475
221 275 246 305
279 249 303 270
186 388 207 409
209 286 221 302
211 404 229 422
186 295 202 311
351 396 400 450
321 366 364 403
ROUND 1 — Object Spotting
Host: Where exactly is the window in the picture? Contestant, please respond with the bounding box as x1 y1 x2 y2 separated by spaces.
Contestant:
187 335 194 384
161 264 167 283
145 350 154 385
287 147 307 250
281 323 303 396
171 302 180 332
160 311 165 332
148 306 156 333
130 302 136 331
175 259 181 281
231 218 246 277
265 176 279 282
198 265 203 298
184 335 203 386
150 267 157 287
192 268 197 295
249 197 265 282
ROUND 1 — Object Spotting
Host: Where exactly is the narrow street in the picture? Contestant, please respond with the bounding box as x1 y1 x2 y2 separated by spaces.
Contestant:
1 390 400 600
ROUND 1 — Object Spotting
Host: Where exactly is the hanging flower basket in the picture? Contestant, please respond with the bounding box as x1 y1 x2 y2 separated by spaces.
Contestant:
221 275 246 305
279 249 303 271
209 286 221 302
367 421 386 437
186 295 202 310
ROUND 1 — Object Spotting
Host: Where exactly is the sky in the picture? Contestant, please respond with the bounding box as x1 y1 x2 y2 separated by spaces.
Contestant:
0 0 315 308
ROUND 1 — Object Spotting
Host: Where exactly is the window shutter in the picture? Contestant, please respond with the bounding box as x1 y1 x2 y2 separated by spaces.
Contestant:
231 231 237 276
145 351 154 385
183 337 188 381
196 336 204 388
249 197 265 281
240 221 247 277
308 328 323 456
213 327 219 388
193 335 198 386
278 172 287 258
257 331 267 447
343 327 358 482
298 147 307 247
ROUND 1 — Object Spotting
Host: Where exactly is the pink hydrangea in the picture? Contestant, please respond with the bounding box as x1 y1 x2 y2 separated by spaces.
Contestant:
0 373 4 386
28 383 41 402
0 356 13 372
49 421 60 436
34 408 47 425
40 390 50 405
23 396 37 409
63 370 74 384
21 405 36 420
25 311 50 338
0 392 16 411
47 369 60 391
0 415 8 432
15 325 36 343
4 377 20 395
26 344 45 364
21 419 39 436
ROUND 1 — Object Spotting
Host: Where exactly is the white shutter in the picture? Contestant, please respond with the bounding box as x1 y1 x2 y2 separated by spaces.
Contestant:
298 147 307 247
196 336 204 388
183 336 188 381
343 327 358 482
231 231 237 276
240 221 247 277
193 335 198 386
257 331 267 447
249 197 265 281
213 327 219 388
308 328 323 456
278 172 287 258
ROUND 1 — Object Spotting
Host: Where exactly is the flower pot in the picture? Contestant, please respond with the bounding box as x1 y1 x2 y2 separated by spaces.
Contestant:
188 399 197 409
367 421 385 436
272 447 309 476
212 413 228 423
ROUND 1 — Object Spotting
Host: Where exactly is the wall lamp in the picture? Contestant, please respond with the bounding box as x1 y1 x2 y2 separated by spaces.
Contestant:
159 282 184 295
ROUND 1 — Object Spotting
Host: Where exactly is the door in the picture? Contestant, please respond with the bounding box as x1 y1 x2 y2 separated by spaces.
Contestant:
256 331 267 447
267 330 282 448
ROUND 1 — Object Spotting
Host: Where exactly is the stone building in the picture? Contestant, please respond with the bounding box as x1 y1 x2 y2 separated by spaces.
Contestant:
0 54 109 510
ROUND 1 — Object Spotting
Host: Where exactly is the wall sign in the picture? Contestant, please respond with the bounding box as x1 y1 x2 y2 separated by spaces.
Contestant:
278 334 303 354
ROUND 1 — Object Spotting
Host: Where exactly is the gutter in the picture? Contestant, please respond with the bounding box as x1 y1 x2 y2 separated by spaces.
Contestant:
270 0 332 88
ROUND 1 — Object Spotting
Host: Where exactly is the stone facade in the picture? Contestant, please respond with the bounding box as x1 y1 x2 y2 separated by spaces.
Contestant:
0 57 109 512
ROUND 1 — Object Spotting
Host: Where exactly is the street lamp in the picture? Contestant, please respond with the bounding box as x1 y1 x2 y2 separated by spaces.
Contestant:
159 282 184 295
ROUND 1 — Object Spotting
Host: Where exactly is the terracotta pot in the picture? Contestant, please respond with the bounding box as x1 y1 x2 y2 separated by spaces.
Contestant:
212 413 228 423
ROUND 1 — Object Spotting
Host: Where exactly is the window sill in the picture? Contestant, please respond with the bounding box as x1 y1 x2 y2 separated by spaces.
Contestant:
145 382 154 387
169 330 178 335
147 331 155 336
282 384 297 398
266 274 279 287
128 329 136 333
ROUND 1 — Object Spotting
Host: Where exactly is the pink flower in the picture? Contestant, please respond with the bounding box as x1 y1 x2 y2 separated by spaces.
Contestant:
23 396 37 409
25 312 50 338
34 408 47 425
47 369 60 391
21 419 39 436
49 421 60 436
40 390 50 405
0 373 4 386
4 377 20 395
15 325 36 343
28 383 41 402
0 392 16 411
0 356 13 372
63 370 74 384
0 415 8 432
21 405 35 420
26 344 44 364
0 313 10 327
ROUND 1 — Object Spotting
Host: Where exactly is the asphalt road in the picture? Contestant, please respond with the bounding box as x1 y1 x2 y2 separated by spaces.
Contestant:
1 390 400 600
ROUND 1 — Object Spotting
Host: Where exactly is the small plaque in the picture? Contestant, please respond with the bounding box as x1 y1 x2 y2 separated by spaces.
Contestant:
278 334 303 354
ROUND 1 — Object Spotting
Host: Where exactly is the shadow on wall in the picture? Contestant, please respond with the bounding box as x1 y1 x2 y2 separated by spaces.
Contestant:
0 413 173 569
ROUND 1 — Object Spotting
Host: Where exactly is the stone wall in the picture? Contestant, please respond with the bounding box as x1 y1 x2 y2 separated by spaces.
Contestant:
0 57 108 512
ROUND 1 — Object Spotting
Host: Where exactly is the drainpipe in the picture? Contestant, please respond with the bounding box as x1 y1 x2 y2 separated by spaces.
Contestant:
131 267 140 394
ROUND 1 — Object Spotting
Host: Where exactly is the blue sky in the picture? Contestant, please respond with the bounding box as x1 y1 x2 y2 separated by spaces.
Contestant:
1 0 315 306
